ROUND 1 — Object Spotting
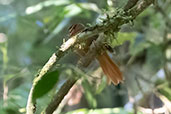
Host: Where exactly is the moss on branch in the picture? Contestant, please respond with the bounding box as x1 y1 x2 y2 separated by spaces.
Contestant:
26 0 155 113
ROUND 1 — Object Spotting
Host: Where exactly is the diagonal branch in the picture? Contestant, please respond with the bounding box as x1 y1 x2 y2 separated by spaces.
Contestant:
124 0 139 11
26 0 155 113
45 77 78 114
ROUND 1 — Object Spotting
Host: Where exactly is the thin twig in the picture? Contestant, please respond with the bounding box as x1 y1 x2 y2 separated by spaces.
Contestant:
135 77 144 95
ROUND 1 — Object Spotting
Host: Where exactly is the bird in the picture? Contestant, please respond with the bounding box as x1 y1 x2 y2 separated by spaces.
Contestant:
68 23 123 85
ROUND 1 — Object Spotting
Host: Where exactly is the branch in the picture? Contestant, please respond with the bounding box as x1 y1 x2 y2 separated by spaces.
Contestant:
45 77 78 114
124 0 139 11
43 33 104 114
128 0 154 19
26 0 154 113
26 38 77 114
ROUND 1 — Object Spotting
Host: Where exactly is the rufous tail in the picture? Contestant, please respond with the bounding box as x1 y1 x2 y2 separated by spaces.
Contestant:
97 52 123 85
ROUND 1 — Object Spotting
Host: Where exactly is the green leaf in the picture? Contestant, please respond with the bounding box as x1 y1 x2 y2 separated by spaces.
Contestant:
64 4 82 17
95 76 106 94
25 0 70 15
156 81 171 100
82 80 97 108
4 74 16 83
145 45 164 73
66 108 143 114
78 3 101 13
32 70 59 100
110 32 137 48
129 34 150 55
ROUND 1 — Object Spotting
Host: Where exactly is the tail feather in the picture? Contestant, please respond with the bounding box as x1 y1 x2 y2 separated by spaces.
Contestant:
98 61 112 84
102 54 119 85
104 52 123 81
97 52 123 85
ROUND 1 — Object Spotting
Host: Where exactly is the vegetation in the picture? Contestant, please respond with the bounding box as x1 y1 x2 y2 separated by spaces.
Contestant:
0 0 170 114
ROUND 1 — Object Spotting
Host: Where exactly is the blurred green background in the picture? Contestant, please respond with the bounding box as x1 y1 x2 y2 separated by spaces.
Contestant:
0 0 171 114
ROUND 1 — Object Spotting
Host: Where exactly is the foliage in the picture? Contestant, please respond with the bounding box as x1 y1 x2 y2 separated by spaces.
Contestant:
66 108 142 114
0 0 170 114
32 70 59 101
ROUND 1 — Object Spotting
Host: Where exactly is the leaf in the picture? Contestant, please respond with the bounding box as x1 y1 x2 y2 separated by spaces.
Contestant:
129 33 150 55
25 0 70 15
110 32 137 48
66 108 143 114
32 70 59 101
156 81 171 100
82 80 97 108
64 4 82 17
95 76 106 94
78 3 101 13
145 45 164 73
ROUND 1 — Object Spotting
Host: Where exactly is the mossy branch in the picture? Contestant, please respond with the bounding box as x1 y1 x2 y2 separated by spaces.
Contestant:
26 0 155 113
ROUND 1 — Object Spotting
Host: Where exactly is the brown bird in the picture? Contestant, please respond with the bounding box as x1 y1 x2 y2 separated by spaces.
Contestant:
68 23 123 85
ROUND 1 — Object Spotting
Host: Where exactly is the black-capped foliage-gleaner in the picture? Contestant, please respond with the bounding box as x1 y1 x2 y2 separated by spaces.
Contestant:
69 23 123 85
